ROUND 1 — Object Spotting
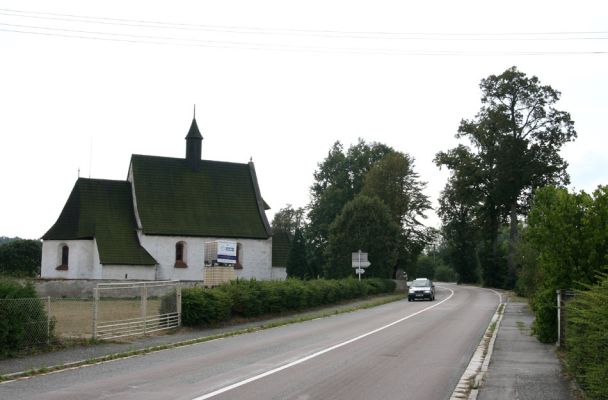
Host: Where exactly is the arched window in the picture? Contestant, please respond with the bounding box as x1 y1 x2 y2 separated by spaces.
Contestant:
175 241 187 268
56 244 69 270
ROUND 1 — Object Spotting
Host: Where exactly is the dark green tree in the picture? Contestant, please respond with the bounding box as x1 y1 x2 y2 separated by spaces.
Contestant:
362 151 433 272
521 185 608 342
0 239 42 277
436 67 576 288
286 228 310 279
271 204 305 236
434 149 482 284
325 195 400 279
307 140 393 274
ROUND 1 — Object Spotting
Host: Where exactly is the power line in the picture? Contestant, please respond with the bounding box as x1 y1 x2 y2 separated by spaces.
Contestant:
3 25 606 56
1 7 608 41
1 8 607 56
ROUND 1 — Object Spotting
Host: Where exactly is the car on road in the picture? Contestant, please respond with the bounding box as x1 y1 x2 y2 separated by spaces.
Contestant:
408 278 435 301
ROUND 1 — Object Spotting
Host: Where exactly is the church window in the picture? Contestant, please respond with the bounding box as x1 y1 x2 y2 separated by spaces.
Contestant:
175 241 188 268
56 244 69 270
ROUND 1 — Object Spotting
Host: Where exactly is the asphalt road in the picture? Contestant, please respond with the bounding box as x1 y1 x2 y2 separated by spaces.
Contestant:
0 284 499 400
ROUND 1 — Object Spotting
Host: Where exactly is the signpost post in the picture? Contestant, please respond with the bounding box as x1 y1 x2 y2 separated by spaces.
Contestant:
352 250 370 280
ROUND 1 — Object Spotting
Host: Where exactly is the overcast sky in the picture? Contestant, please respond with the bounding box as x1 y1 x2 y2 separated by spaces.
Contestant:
1 0 607 240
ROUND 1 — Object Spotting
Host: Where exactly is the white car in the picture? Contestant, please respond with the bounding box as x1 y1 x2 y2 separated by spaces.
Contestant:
408 278 435 301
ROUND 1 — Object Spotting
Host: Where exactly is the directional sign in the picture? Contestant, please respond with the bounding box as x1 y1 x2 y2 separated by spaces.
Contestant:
355 268 366 274
352 251 369 268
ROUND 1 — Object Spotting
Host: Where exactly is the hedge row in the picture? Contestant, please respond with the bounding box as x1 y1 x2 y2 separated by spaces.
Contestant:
0 279 54 357
182 278 396 327
565 274 608 400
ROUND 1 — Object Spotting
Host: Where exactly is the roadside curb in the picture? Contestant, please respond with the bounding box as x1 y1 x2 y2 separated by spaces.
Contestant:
450 293 506 400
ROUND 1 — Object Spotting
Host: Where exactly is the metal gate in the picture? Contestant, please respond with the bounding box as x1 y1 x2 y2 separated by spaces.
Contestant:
93 280 181 340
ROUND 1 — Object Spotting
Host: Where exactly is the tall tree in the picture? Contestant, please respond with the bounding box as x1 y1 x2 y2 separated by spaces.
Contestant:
325 195 400 279
437 177 481 284
362 151 433 272
436 66 576 288
307 140 392 273
286 227 310 279
271 204 305 236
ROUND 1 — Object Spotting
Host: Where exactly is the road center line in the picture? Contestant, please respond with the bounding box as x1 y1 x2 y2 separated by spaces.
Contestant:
192 286 455 400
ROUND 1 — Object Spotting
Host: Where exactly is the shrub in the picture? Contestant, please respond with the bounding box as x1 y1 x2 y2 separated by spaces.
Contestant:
218 280 265 318
0 239 42 277
565 274 608 400
180 277 396 328
530 287 558 343
181 287 233 326
258 281 285 314
364 278 395 295
434 264 457 282
279 279 308 311
0 279 53 356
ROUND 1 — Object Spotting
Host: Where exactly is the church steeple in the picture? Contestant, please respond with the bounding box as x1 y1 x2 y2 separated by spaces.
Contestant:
185 106 203 171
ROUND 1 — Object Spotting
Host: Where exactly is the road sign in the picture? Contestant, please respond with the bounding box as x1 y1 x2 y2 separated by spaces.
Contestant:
352 251 369 268
354 261 371 268
352 250 370 280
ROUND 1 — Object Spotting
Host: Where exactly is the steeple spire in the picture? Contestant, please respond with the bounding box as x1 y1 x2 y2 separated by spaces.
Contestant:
185 106 203 171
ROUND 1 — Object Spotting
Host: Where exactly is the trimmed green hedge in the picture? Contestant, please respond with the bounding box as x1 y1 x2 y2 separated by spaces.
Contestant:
565 274 608 400
182 278 396 326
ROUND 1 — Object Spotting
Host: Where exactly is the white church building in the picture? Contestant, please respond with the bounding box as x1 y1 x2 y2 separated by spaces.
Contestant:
41 116 286 284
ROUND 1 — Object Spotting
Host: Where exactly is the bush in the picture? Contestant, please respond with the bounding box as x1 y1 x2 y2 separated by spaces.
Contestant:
218 280 265 317
181 287 233 326
530 287 558 343
0 279 53 356
434 264 457 282
365 278 395 294
180 278 396 327
0 239 42 277
565 274 608 400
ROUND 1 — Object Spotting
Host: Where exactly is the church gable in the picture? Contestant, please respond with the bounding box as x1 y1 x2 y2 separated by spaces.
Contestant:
42 178 156 266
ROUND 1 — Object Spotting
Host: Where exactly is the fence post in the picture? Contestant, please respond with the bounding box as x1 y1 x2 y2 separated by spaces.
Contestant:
93 287 99 340
556 289 562 347
47 296 51 345
176 282 182 327
142 283 147 335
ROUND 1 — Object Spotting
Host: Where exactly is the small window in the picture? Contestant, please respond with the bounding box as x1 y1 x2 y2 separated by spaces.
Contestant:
174 241 188 268
56 245 69 270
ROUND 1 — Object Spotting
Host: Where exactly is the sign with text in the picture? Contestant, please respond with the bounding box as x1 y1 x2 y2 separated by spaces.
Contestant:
352 251 370 268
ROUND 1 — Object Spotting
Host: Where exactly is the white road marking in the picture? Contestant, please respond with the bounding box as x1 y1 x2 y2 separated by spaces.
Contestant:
192 286 455 400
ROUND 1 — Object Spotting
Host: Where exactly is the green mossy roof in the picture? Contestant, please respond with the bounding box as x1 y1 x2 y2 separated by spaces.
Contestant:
42 179 157 265
130 155 271 239
271 231 291 267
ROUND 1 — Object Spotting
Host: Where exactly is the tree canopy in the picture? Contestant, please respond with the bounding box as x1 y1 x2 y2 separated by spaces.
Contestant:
0 239 42 277
307 140 431 278
325 195 400 279
436 66 577 288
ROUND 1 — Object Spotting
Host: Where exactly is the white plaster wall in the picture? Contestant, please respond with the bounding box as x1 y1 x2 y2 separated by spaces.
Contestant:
138 235 205 281
138 235 272 282
102 265 156 280
41 240 96 279
234 238 273 280
271 267 287 280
